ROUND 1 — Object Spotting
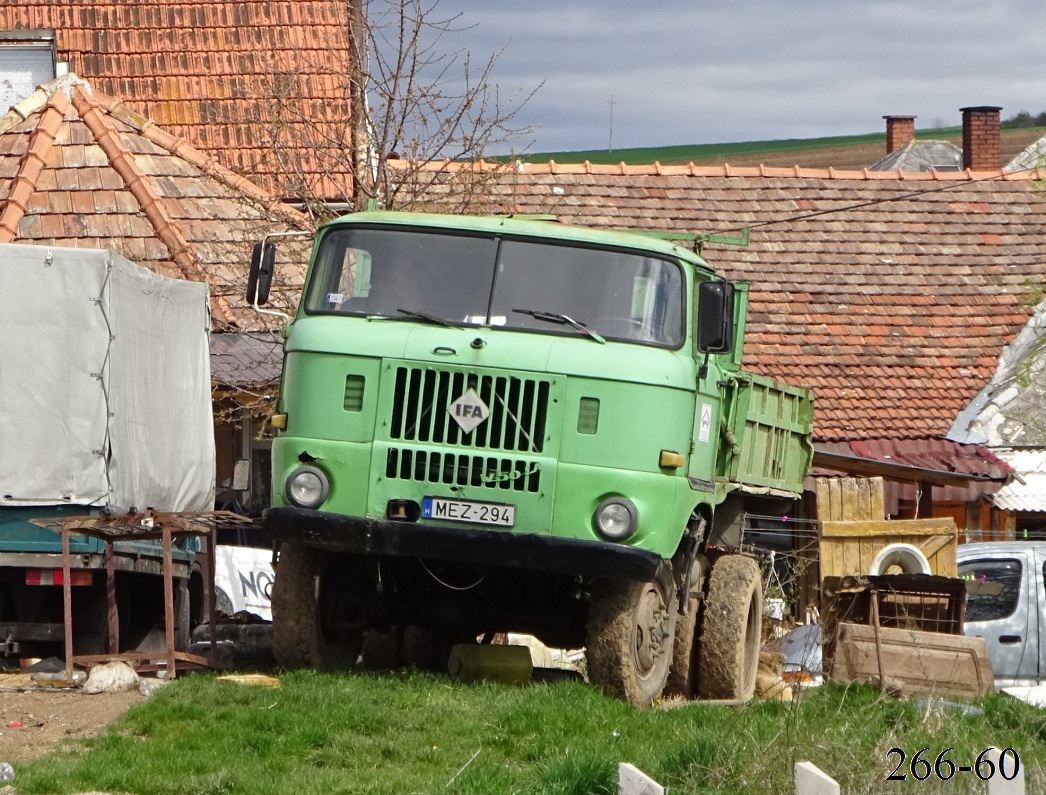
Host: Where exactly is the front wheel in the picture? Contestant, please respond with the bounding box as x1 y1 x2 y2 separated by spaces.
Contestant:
698 554 762 701
272 544 365 670
585 562 676 706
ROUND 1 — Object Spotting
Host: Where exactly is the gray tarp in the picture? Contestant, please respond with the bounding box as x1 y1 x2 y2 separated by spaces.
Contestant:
0 244 214 511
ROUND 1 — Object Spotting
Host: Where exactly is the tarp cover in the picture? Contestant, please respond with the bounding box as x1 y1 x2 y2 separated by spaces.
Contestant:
0 244 214 510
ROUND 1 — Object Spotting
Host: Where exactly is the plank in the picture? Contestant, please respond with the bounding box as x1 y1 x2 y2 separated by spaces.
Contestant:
820 518 956 538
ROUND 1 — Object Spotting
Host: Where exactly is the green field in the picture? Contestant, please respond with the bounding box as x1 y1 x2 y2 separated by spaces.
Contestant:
506 125 1046 169
13 671 1045 795
514 128 964 166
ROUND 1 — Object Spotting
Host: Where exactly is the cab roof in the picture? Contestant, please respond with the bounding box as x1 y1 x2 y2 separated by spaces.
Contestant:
322 211 717 277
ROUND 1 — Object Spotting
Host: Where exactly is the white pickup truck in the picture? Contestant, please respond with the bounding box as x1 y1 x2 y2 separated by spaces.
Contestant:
958 541 1046 689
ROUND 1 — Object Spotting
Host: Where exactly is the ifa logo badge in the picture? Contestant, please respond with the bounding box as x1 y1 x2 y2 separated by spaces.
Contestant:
448 388 490 433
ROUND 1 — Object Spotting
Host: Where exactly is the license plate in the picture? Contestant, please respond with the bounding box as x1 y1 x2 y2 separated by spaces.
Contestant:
422 497 516 527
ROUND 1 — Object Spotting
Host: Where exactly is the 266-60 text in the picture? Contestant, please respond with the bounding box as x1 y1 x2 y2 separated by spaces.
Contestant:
886 747 1020 782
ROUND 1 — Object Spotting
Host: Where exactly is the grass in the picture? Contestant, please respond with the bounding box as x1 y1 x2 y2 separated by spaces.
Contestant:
12 671 1046 795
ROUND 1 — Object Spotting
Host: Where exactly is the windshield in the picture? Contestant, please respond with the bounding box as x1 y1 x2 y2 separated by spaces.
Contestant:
303 226 685 347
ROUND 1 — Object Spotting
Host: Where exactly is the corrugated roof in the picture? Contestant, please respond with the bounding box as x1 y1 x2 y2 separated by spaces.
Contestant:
990 449 1046 511
397 159 1046 443
817 437 1013 505
0 75 311 332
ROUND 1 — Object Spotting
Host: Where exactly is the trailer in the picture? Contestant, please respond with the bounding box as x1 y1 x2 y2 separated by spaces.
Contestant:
0 243 214 658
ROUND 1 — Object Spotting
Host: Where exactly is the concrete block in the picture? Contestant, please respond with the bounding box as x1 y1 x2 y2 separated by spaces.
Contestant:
794 761 839 795
985 747 1024 795
618 762 664 795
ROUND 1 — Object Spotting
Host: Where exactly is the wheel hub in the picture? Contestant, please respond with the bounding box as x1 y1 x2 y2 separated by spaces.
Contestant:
634 582 669 674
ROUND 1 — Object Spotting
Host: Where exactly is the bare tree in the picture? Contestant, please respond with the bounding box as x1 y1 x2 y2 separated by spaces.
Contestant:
258 0 539 221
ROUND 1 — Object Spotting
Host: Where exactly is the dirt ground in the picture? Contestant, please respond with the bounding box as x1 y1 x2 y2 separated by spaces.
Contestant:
0 673 142 764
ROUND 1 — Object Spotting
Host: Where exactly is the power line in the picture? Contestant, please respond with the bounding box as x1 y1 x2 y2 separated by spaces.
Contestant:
712 166 1040 238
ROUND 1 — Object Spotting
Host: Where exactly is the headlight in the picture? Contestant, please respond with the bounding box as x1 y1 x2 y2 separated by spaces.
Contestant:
593 497 638 541
286 466 330 509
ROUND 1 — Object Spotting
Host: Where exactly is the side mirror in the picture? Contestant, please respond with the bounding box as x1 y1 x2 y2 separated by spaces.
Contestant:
697 280 735 354
246 241 276 306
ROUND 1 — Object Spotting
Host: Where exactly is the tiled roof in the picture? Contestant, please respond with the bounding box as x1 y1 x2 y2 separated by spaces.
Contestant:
211 330 284 389
0 1 353 196
0 75 311 331
399 159 1046 443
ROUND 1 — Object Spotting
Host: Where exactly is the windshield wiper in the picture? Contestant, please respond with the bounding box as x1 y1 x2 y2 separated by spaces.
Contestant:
392 308 463 328
512 309 606 344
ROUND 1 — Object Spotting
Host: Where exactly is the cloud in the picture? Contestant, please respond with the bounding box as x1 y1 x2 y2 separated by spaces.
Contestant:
428 0 1046 152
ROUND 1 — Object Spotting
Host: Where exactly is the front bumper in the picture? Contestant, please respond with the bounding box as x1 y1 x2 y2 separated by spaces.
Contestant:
264 506 661 582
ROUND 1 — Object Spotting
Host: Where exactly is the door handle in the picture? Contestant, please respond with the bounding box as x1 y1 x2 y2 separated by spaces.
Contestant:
999 635 1022 645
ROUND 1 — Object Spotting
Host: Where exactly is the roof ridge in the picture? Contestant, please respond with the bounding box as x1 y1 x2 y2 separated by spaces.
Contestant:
85 85 310 231
393 158 1042 182
71 85 196 281
0 90 67 243
71 83 243 327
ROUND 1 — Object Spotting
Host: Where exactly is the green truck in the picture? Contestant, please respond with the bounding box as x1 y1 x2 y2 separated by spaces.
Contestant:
252 211 813 705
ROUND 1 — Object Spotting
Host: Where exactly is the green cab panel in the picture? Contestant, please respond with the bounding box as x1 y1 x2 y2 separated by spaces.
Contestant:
551 463 697 557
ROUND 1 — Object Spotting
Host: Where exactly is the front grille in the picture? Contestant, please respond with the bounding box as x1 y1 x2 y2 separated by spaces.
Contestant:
389 367 550 453
385 448 541 493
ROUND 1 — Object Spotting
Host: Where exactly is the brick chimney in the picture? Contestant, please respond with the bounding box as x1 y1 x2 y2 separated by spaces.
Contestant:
884 115 916 153
961 106 1002 170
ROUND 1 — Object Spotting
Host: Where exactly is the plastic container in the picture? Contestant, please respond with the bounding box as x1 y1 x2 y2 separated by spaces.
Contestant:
32 669 87 688
0 762 14 783
447 643 533 686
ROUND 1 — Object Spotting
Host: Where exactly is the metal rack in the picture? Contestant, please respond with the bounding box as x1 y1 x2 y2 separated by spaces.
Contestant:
34 509 256 680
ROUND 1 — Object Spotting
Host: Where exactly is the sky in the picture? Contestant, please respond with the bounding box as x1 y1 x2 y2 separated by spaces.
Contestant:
429 0 1046 155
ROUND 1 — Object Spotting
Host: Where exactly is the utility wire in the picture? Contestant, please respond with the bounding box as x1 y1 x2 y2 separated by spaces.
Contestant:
710 166 1041 238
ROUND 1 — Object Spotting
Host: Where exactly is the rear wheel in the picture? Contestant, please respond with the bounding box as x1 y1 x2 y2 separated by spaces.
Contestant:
585 562 676 706
698 554 761 701
664 593 700 698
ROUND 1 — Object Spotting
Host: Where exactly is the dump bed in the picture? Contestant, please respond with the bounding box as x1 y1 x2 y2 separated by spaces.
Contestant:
718 372 814 498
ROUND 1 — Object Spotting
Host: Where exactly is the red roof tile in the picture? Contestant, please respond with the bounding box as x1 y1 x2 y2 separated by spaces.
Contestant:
0 75 311 331
398 159 1046 443
1 1 354 197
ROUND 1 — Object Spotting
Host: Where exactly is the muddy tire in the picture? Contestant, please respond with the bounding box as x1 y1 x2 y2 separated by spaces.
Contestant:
271 543 319 669
272 544 365 670
663 593 700 698
698 554 761 701
585 562 676 707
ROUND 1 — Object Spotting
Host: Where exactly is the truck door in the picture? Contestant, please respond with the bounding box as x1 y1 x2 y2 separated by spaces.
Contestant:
960 552 1037 686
